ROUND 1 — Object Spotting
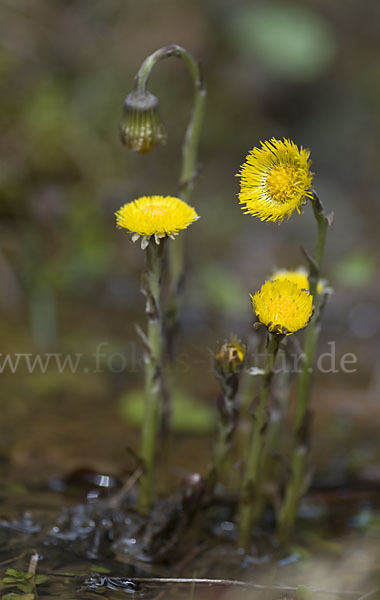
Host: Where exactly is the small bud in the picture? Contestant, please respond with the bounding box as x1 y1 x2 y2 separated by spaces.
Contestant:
215 337 246 378
120 90 166 153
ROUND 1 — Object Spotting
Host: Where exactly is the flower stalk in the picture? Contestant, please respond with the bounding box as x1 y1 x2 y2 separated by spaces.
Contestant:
125 46 206 439
139 240 166 513
210 340 245 489
249 348 291 524
134 45 206 203
238 333 283 549
116 203 198 514
277 191 330 542
133 44 206 355
212 378 239 488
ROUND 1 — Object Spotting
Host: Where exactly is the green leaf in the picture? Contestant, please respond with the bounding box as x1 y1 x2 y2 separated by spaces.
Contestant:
5 570 30 580
4 570 19 577
119 388 215 434
16 583 33 593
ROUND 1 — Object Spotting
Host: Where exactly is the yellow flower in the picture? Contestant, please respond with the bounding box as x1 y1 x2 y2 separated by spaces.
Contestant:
115 195 199 247
272 267 324 294
251 279 313 335
237 138 313 222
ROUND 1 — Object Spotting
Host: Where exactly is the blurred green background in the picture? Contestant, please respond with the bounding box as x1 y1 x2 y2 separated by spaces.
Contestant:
0 0 379 479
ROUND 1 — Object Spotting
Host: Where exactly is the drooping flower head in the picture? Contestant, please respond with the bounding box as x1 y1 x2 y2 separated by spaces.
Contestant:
120 90 166 153
237 138 313 223
115 195 199 248
251 279 313 335
272 267 325 295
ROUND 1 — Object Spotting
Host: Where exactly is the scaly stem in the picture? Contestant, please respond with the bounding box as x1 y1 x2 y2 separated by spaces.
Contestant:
135 45 206 430
210 374 239 489
135 44 206 353
250 352 291 524
238 334 282 549
277 192 329 542
139 241 165 513
294 193 328 426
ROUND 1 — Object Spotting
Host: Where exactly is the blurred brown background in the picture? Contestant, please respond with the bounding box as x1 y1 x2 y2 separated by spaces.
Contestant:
0 0 379 479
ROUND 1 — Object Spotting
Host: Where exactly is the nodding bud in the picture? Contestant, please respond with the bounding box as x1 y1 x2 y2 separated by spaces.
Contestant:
215 338 246 378
120 90 167 153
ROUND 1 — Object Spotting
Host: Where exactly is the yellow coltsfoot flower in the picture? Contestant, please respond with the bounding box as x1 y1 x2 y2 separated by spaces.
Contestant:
115 195 199 249
237 138 313 223
272 267 325 295
251 279 313 335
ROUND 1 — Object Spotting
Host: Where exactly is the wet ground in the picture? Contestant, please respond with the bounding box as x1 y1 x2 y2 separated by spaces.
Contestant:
1 470 380 599
1 347 380 599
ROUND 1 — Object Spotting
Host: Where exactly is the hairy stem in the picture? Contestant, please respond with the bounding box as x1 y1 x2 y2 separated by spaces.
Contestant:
238 333 282 549
210 374 239 489
295 193 328 426
134 45 206 431
139 241 165 513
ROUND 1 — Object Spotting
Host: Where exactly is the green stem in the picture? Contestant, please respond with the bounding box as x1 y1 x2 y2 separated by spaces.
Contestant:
308 193 328 299
139 241 165 513
277 192 329 542
134 45 206 427
238 333 282 549
135 44 206 205
169 48 206 356
296 193 329 432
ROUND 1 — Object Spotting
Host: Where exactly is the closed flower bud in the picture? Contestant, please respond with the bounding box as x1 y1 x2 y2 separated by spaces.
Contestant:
215 338 246 378
120 90 167 153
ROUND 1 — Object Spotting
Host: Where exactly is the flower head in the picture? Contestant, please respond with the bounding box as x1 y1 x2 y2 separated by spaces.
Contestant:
251 279 313 335
272 267 325 295
120 90 166 153
237 138 313 222
215 337 246 377
115 195 199 248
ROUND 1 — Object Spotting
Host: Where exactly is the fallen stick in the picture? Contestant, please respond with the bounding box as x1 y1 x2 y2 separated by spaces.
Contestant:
127 577 363 596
